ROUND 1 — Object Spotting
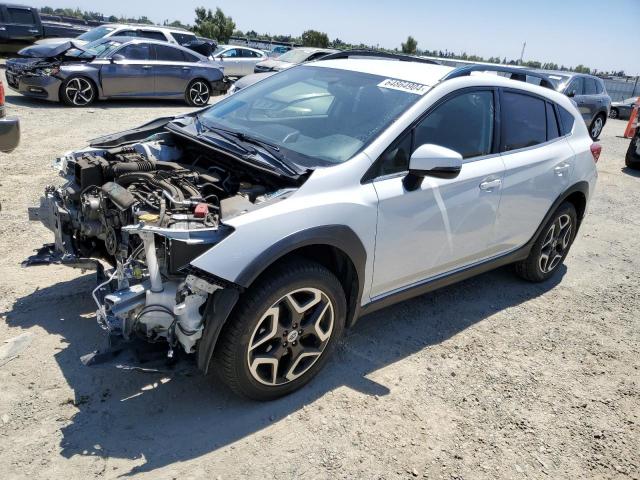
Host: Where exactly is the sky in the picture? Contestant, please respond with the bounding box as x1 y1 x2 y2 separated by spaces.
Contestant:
30 0 640 75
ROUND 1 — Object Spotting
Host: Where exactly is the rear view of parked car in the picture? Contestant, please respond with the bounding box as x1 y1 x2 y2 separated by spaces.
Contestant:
212 45 267 77
6 37 227 106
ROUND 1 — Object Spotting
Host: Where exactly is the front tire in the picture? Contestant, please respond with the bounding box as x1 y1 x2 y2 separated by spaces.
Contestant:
185 79 211 106
61 77 96 107
609 108 618 119
515 202 577 282
589 114 605 140
215 259 346 400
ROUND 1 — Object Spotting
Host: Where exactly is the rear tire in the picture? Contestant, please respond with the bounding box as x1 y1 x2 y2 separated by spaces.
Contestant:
60 76 96 107
589 114 605 140
514 202 577 282
185 79 211 106
214 259 346 400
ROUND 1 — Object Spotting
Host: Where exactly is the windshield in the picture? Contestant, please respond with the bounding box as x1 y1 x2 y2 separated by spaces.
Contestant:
277 49 316 64
200 66 425 165
77 26 117 42
82 39 124 58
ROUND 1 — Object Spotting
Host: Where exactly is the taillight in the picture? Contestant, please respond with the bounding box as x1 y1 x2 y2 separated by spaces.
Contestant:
590 143 602 163
0 80 5 107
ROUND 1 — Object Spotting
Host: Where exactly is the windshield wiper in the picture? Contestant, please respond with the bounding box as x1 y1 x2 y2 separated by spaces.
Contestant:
196 119 297 175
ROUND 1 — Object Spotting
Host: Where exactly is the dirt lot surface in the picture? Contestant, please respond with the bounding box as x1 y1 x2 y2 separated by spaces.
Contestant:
0 67 638 480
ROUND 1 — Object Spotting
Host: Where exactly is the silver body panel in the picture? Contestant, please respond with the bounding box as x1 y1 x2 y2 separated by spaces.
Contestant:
191 72 597 307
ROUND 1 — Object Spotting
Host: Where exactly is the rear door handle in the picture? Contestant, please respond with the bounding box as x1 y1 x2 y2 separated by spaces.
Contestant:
142 65 153 69
479 179 501 190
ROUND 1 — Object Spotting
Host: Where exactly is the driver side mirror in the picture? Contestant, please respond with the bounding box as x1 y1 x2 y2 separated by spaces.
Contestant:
403 144 463 191
566 89 576 98
110 54 125 63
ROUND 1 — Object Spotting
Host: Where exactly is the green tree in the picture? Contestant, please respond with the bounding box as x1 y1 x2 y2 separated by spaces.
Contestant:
301 30 330 48
574 64 591 74
401 36 417 54
194 7 235 43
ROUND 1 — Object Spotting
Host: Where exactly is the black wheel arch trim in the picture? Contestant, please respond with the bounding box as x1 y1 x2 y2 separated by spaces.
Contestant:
196 225 367 373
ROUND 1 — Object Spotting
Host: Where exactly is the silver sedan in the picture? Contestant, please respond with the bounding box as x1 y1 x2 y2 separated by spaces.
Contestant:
6 37 227 107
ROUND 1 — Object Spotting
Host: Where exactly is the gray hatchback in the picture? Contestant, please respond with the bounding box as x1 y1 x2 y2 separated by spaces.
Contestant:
6 37 227 107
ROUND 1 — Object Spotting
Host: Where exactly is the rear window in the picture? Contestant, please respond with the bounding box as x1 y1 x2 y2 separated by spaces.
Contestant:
557 106 575 135
501 92 546 151
7 7 35 24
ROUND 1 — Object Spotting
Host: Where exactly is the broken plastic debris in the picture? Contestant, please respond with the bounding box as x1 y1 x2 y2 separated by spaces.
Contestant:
0 332 34 367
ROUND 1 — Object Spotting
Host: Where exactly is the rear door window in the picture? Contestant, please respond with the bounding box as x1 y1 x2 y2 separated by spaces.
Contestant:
138 30 167 41
241 49 260 57
501 91 546 151
171 32 197 44
154 44 185 62
118 43 151 61
7 7 35 24
584 78 597 95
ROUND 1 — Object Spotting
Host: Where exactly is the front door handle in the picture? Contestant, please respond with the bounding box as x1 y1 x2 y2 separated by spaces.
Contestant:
479 179 502 191
142 65 153 69
182 66 191 71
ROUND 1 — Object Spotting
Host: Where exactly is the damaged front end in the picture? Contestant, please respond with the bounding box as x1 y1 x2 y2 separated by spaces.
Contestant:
26 119 302 366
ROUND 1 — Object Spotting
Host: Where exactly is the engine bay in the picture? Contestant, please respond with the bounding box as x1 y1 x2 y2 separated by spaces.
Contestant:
27 129 299 356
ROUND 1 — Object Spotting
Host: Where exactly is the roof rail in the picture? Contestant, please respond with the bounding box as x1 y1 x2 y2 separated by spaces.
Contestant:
320 49 440 65
442 65 556 89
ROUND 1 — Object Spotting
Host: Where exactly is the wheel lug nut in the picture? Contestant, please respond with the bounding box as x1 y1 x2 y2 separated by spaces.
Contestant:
298 330 303 334
283 330 288 336
293 323 298 328
292 341 296 346
283 342 287 347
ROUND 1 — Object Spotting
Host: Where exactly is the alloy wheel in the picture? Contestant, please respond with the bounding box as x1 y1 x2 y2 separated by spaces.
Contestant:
247 287 334 386
591 117 604 139
610 109 618 119
189 81 210 106
65 78 94 106
538 213 572 273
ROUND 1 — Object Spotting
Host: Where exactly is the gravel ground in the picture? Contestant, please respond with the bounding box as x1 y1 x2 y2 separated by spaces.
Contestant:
0 67 638 480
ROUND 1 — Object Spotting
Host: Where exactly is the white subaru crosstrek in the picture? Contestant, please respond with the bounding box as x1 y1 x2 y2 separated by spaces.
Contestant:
28 52 599 400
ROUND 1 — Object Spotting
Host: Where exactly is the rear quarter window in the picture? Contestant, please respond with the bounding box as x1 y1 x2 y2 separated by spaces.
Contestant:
501 91 546 151
557 106 575 135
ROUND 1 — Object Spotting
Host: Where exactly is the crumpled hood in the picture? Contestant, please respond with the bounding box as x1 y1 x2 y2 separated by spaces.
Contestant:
17 41 90 59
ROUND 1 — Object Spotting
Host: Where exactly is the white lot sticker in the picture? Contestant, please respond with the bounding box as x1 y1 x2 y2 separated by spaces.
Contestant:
378 78 430 95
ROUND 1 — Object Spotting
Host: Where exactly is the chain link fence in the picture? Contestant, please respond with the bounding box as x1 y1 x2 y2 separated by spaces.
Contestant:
603 77 639 101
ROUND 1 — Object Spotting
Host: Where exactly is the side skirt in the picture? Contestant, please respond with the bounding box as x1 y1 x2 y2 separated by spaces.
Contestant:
358 246 530 317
